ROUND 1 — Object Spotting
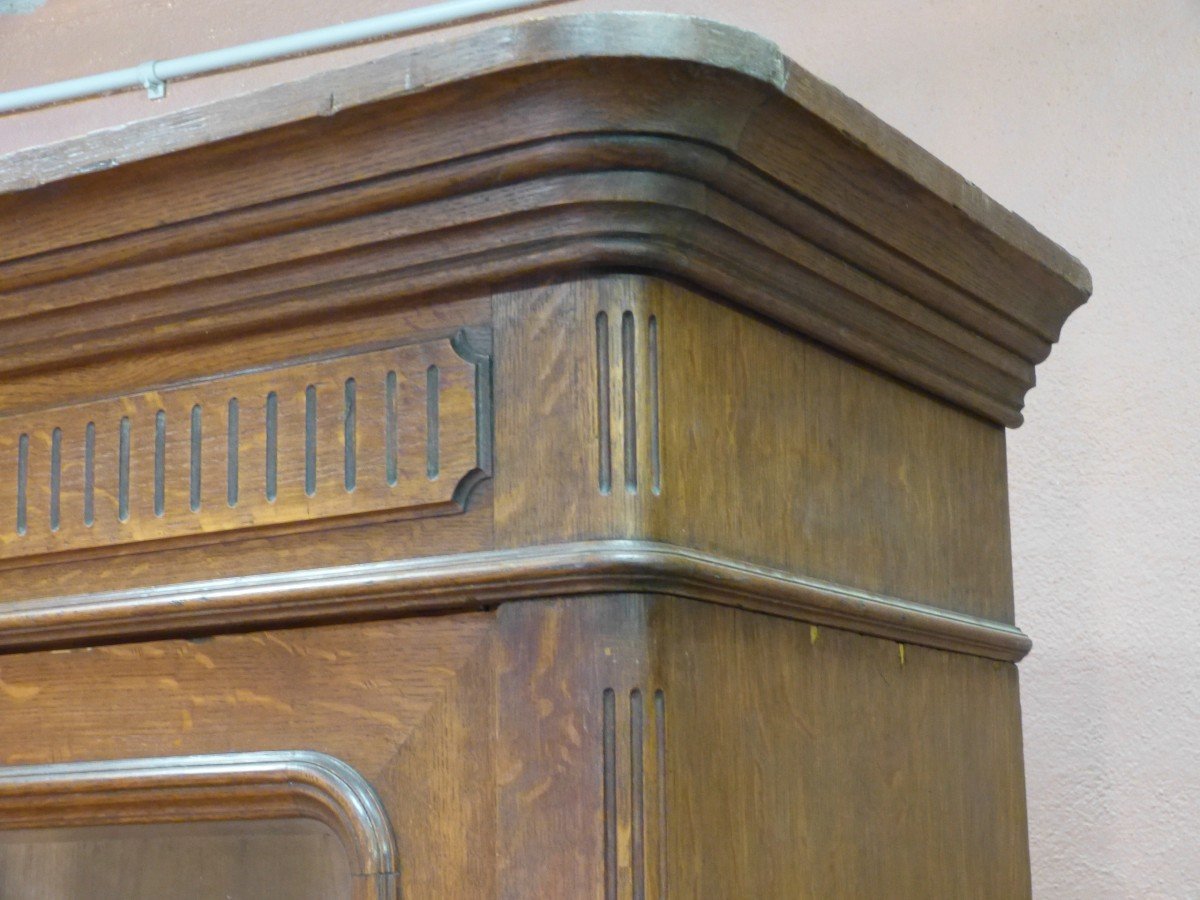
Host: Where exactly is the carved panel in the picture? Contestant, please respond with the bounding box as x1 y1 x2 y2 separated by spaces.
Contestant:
0 333 490 564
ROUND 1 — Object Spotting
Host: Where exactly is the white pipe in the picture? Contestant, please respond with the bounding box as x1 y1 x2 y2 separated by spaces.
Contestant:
0 0 564 116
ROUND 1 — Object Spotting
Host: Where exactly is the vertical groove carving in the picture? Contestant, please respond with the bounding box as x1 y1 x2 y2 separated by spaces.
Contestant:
603 686 666 899
603 687 618 900
154 410 166 517
655 689 668 899
227 398 239 508
0 337 483 557
83 422 94 527
117 417 130 523
344 378 357 492
49 428 61 533
385 370 398 487
265 391 278 502
189 405 202 512
630 688 646 900
15 434 27 536
622 311 637 493
597 309 661 498
596 311 612 495
648 315 661 496
426 365 440 480
304 385 317 497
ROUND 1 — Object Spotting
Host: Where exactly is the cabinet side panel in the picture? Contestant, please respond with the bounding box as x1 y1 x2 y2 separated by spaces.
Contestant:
653 598 1031 899
649 277 1014 621
493 274 1013 621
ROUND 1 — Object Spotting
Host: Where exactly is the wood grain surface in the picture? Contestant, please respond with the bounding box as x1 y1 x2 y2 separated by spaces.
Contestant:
0 336 483 564
495 275 1014 622
0 16 1089 427
0 13 1091 897
0 613 497 898
491 595 1031 899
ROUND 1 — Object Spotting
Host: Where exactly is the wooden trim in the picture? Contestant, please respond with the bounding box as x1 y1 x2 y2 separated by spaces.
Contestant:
0 12 1088 297
0 750 398 899
0 540 1031 661
0 14 1090 428
0 171 1034 425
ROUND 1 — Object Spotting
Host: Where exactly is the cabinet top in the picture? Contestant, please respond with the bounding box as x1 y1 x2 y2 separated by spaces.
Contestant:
0 12 1090 426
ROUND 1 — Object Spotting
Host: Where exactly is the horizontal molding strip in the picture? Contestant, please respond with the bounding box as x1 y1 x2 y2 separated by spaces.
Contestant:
0 540 1031 661
0 134 1050 357
0 165 1035 425
0 750 397 899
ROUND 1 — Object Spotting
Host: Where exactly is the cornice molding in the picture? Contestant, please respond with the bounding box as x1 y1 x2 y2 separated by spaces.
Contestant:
0 540 1032 662
0 751 398 898
0 13 1089 427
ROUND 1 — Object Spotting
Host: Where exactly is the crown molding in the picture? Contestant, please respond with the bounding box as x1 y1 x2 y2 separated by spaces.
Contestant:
0 13 1090 426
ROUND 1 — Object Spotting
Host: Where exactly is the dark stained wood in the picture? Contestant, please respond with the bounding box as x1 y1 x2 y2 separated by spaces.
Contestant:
0 16 1087 427
491 595 1032 899
0 12 1089 898
0 297 496 607
0 540 1031 660
657 597 1032 898
494 276 1015 622
0 334 485 564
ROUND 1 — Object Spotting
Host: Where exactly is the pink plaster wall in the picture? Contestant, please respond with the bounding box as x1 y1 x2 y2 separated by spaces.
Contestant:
3 1 1196 895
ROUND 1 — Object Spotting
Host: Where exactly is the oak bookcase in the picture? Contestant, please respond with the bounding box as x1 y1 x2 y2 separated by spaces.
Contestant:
0 13 1089 898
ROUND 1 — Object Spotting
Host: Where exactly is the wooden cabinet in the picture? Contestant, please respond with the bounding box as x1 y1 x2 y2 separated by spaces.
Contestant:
0 13 1089 898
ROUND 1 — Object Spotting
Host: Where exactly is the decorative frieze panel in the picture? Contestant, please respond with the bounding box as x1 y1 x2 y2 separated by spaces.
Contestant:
0 333 490 564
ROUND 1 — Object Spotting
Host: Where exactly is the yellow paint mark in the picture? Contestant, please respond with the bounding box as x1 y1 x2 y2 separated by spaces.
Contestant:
809 625 819 645
191 652 215 670
181 709 193 732
263 633 297 655
898 644 906 666
231 689 294 715
519 776 554 804
313 700 403 729
99 646 139 660
5 753 51 765
158 677 180 690
0 679 40 702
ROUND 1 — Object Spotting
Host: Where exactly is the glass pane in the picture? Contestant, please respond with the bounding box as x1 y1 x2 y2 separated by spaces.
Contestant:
0 818 352 899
